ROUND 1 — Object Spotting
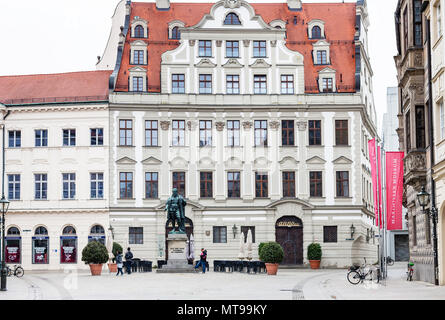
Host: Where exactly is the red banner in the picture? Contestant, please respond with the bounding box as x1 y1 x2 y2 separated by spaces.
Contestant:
377 146 383 229
368 139 379 227
386 152 405 231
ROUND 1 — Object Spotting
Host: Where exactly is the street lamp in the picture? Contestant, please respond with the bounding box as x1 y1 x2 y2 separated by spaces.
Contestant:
416 186 439 285
232 224 238 239
346 224 356 241
0 196 10 291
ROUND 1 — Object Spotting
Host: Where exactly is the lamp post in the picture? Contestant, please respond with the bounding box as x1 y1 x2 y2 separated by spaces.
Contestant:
232 224 238 239
0 197 9 291
417 186 439 285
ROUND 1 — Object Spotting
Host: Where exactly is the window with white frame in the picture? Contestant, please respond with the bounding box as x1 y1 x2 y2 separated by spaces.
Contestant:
8 131 21 148
199 74 212 94
90 173 104 199
436 2 442 39
308 20 325 39
281 75 294 94
172 74 185 94
62 173 76 199
440 100 445 140
254 75 267 94
35 174 47 200
35 129 48 147
63 129 76 146
8 174 20 200
226 75 240 94
133 76 144 92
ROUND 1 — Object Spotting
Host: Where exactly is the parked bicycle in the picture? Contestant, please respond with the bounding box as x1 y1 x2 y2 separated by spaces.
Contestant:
347 258 380 285
6 265 24 278
407 262 414 281
386 256 394 266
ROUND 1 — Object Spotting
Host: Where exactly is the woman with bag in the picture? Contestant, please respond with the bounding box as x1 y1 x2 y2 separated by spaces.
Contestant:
116 251 124 276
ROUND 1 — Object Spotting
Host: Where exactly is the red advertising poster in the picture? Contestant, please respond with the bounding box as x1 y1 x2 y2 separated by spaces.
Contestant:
386 152 405 231
368 139 379 227
60 238 77 263
5 239 20 263
377 146 383 229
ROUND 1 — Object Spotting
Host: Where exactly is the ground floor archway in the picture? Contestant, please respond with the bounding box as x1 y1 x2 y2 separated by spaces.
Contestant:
275 216 303 265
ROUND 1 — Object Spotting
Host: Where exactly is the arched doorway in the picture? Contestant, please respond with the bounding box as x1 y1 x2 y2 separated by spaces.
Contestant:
275 216 303 265
165 217 193 260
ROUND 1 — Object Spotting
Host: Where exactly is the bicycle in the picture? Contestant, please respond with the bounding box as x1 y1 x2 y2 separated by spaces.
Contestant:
6 265 24 278
407 262 414 281
386 256 394 266
347 258 380 285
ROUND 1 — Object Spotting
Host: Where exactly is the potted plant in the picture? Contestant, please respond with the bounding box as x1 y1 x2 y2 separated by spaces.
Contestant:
259 242 284 275
82 241 109 276
307 243 322 269
108 242 123 273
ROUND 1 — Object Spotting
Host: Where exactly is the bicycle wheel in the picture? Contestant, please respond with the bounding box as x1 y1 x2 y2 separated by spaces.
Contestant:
387 258 394 266
347 271 361 285
371 269 380 284
15 267 24 278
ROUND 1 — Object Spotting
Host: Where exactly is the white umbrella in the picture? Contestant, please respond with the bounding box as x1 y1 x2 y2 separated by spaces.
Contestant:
185 236 190 261
246 229 253 261
106 228 113 262
188 234 195 261
238 232 245 260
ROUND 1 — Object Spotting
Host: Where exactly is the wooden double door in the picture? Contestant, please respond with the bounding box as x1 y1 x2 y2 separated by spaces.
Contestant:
275 216 303 265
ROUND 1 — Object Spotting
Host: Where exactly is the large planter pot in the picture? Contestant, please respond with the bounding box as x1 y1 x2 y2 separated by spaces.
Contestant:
89 264 103 276
107 263 117 273
309 260 321 269
265 263 279 275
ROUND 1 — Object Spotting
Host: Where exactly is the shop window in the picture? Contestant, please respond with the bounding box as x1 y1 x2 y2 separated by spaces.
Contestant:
61 226 77 263
6 227 21 264
89 224 105 245
33 226 49 264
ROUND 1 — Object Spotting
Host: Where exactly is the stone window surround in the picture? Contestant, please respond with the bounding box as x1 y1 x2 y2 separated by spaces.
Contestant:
131 17 148 38
308 19 326 39
168 20 185 39
128 67 147 92
269 19 287 29
333 117 351 146
130 41 147 65
318 67 337 93
307 169 325 198
312 40 331 65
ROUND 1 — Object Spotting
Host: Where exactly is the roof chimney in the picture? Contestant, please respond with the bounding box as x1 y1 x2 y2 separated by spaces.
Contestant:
156 0 170 10
288 0 302 11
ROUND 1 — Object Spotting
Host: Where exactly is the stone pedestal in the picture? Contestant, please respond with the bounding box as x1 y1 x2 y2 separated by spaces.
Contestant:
156 233 194 273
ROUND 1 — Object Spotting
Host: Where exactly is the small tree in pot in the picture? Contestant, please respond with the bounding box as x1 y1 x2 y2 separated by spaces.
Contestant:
259 242 284 275
82 241 109 276
307 243 322 269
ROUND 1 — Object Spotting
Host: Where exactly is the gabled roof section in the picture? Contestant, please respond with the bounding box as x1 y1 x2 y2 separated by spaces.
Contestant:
0 70 112 106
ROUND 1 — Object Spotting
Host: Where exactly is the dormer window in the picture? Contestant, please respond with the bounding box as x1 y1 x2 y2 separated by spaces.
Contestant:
312 26 322 39
322 78 333 92
171 26 181 40
131 17 148 38
135 25 145 38
316 50 327 65
308 20 326 39
224 13 241 25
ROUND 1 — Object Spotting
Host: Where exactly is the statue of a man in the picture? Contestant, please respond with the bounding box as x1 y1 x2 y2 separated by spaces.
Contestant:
165 188 187 234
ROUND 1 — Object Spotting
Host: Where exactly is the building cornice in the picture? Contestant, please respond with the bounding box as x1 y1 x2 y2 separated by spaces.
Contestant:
5 103 108 113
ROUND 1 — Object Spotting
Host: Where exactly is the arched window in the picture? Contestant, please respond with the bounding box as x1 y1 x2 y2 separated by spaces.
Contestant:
62 226 76 235
89 224 105 245
90 225 105 234
171 26 181 40
35 226 48 235
134 25 145 38
311 26 322 39
224 13 241 25
275 26 282 29
7 227 20 235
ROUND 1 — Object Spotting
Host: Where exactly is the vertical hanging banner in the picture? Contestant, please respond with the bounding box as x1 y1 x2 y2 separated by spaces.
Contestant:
377 146 383 229
368 139 379 227
386 152 405 231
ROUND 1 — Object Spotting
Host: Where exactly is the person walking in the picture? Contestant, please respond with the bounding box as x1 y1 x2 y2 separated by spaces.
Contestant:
125 247 133 274
194 248 207 273
116 251 124 276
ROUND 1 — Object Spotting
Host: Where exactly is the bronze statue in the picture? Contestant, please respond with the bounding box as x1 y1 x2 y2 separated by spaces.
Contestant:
165 188 187 234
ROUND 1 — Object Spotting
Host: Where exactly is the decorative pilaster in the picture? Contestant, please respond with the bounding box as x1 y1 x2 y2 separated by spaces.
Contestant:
296 121 307 131
215 121 225 131
269 120 280 130
242 121 252 130
160 121 170 130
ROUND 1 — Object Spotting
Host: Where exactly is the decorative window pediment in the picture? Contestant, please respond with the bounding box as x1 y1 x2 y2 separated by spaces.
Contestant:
306 156 326 164
333 156 353 164
116 156 137 165
195 59 217 68
270 19 286 29
142 156 162 165
249 59 272 68
222 58 244 68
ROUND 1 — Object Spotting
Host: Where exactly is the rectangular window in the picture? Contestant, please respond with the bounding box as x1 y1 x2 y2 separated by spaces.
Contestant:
172 74 185 94
8 174 20 200
254 75 267 94
119 120 133 146
425 212 432 245
316 50 327 64
412 215 417 246
227 172 240 198
90 128 104 146
35 129 48 147
226 41 239 57
281 120 294 146
281 75 294 94
254 120 268 146
199 120 212 147
213 226 227 243
241 226 255 243
200 172 213 198
172 120 185 146
415 106 426 149
282 172 295 198
335 120 349 146
322 78 333 92
199 40 212 57
227 120 240 146
253 41 266 57
255 172 268 198
90 173 104 199
8 130 21 148
35 174 47 200
60 237 77 264
413 0 423 46
62 173 76 199
226 75 240 94
132 76 144 92
437 3 442 38
145 172 158 199
199 74 212 94
310 171 323 197
323 226 338 243
308 120 322 145
440 101 445 140
63 129 76 146
133 50 144 64
172 172 186 196
145 120 158 146
33 238 49 264
403 9 408 52
129 227 143 245
406 111 411 151
119 172 133 199
336 171 349 197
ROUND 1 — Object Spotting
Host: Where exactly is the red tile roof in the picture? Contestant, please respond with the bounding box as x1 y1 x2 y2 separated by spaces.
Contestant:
115 2 356 93
0 70 112 105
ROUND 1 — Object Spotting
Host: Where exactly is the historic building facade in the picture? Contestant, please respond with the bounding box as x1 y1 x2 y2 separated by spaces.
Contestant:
106 0 379 267
0 71 111 270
